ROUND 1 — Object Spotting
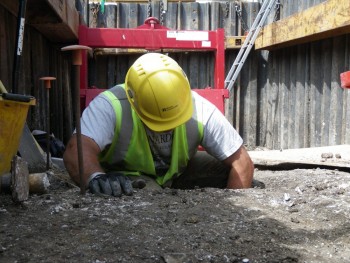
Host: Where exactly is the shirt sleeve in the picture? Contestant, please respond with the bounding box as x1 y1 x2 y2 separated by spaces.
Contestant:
78 95 116 151
197 95 243 161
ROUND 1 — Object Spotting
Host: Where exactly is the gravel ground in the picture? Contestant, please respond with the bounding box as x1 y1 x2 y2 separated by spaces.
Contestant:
1 167 350 263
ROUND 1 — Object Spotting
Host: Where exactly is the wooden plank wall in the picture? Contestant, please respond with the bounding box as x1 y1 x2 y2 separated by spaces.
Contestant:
256 0 350 150
0 4 73 144
1 0 349 150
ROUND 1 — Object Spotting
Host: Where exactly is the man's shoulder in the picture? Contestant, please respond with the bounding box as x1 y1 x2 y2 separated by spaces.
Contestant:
97 84 129 102
191 90 217 111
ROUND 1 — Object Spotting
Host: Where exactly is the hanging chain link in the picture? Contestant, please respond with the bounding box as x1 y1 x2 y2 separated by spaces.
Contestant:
234 1 249 33
91 3 100 28
273 0 281 22
147 0 152 18
225 1 229 19
235 0 281 33
160 0 164 25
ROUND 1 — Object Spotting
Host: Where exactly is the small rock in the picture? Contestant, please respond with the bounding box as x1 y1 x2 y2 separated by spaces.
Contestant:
321 153 333 159
162 253 188 263
287 207 299 213
0 245 6 253
185 216 199 224
335 153 342 159
295 187 303 195
334 189 345 195
284 193 291 202
291 217 300 223
132 179 146 189
72 203 80 208
51 205 65 214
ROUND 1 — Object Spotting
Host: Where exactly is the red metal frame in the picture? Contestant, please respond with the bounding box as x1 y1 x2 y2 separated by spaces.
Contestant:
79 17 228 113
340 71 350 89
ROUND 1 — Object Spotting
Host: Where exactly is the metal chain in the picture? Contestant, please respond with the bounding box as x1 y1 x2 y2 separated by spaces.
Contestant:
91 3 100 28
234 1 249 33
273 0 281 22
160 0 164 25
225 1 229 19
234 0 281 33
147 0 152 18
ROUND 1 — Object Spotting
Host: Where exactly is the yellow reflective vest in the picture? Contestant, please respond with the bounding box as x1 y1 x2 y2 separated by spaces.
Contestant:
99 85 203 186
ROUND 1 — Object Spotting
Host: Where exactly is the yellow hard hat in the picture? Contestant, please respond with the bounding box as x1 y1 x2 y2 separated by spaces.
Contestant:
125 53 193 132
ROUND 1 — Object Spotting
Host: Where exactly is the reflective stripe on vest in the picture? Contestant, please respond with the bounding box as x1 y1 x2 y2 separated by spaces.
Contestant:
99 84 203 185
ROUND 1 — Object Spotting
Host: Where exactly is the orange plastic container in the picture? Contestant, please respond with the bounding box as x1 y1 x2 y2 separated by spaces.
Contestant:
0 97 35 175
340 71 350 89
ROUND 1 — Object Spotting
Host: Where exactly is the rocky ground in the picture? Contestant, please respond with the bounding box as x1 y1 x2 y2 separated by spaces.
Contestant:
1 167 350 263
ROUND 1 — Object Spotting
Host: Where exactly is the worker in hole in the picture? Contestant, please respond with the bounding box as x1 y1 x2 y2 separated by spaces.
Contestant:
63 53 255 197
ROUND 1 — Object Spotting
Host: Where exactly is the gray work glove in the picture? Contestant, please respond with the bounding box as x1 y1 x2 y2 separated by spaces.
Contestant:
89 172 146 197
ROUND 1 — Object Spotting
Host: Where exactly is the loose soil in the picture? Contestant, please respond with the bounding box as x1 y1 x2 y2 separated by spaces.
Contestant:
1 167 350 263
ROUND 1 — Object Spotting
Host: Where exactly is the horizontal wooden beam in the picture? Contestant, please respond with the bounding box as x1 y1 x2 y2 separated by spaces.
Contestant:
225 36 246 49
255 0 350 50
0 0 79 43
27 0 79 42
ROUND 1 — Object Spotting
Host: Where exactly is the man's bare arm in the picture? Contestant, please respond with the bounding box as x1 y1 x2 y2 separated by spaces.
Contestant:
63 134 104 187
223 145 254 189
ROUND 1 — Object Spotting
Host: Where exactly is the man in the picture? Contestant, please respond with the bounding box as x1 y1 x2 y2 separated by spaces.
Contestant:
63 53 254 197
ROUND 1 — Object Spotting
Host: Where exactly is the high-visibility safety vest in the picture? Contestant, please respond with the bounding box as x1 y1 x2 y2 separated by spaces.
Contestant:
98 85 204 186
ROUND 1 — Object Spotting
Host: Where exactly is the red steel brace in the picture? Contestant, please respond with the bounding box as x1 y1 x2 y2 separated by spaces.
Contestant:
79 17 228 113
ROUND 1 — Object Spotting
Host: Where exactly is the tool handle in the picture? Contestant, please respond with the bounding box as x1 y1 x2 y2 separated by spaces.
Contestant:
1 93 34 102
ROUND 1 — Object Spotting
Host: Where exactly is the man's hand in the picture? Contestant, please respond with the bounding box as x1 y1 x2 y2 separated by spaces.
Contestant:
89 172 143 197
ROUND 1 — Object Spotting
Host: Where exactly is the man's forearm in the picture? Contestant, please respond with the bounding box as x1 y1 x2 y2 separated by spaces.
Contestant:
226 164 253 189
224 146 254 189
63 135 104 187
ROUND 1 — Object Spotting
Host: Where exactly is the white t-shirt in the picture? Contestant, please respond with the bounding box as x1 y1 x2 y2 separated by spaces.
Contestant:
79 91 243 173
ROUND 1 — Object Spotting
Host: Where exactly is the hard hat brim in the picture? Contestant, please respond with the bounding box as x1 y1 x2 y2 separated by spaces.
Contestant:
140 99 193 132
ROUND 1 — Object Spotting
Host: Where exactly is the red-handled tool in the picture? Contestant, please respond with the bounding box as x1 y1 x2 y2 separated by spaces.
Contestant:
39 77 56 170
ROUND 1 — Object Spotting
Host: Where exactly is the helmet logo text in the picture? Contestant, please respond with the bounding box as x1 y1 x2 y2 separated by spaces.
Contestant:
162 105 178 112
